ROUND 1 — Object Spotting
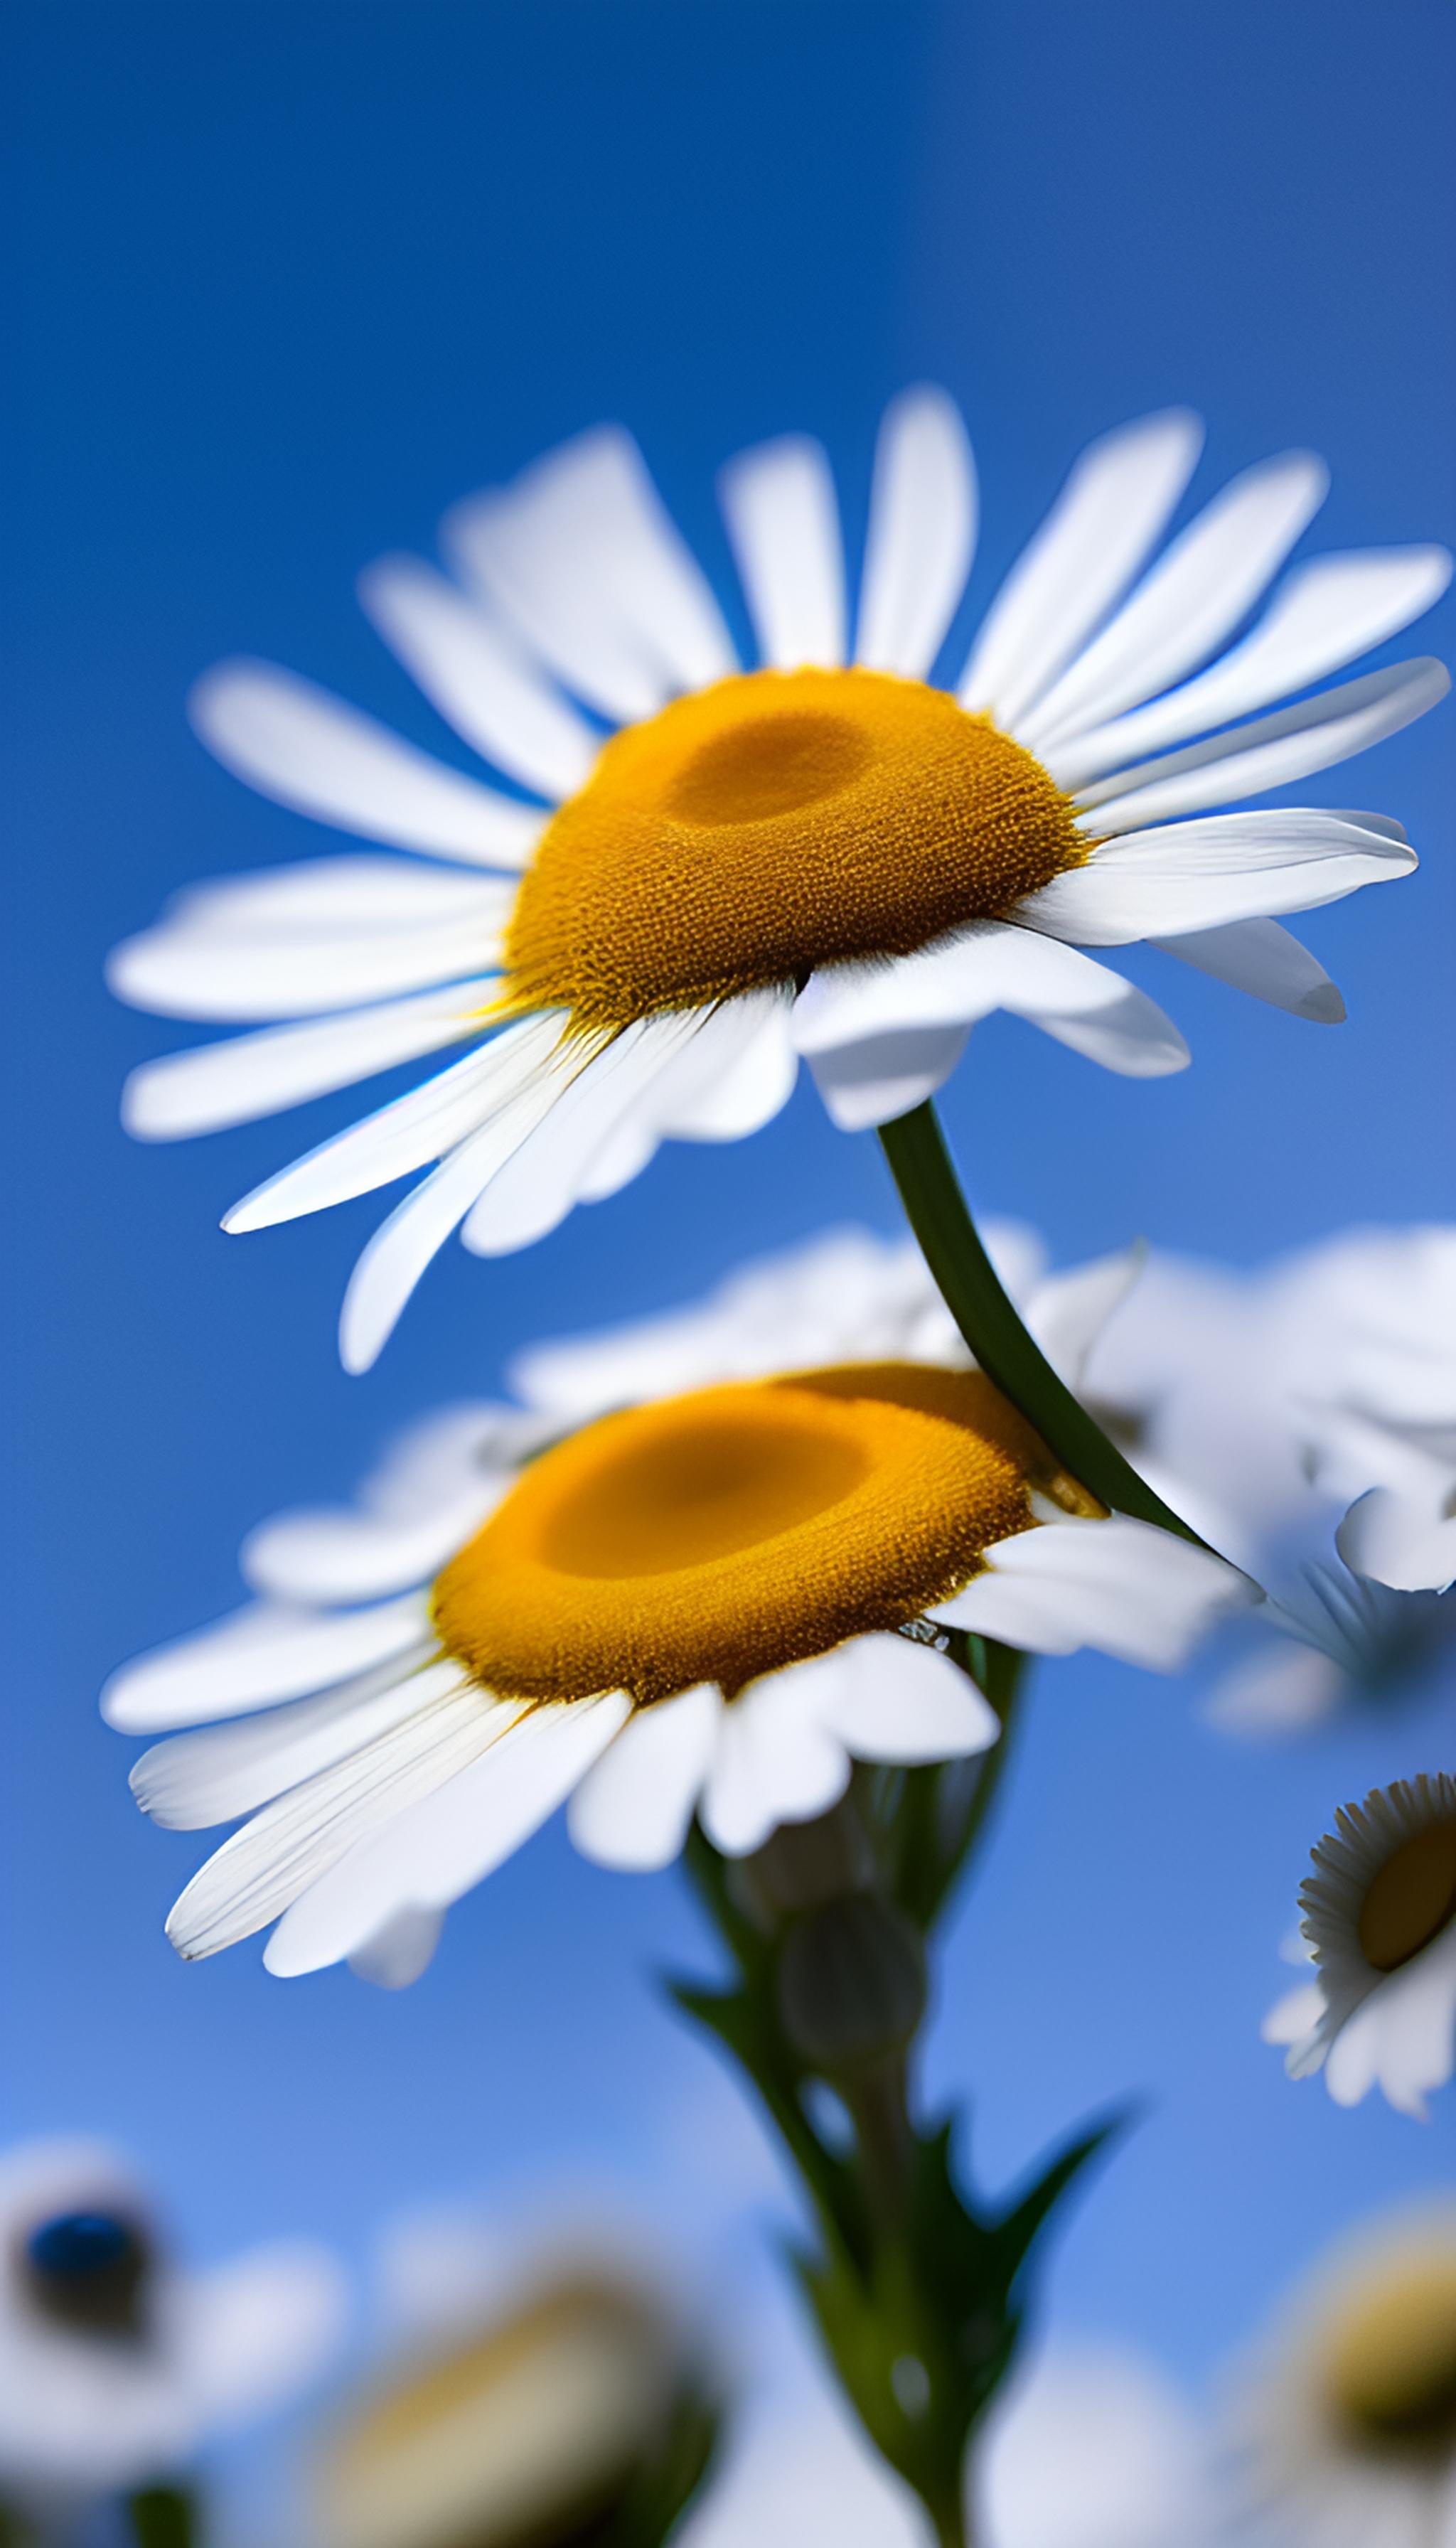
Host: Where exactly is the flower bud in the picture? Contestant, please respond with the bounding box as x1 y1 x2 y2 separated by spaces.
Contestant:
776 1893 926 2076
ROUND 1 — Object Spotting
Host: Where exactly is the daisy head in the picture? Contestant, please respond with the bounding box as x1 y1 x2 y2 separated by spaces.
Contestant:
1263 1773 1456 2117
315 2269 712 2548
1233 2202 1456 2548
103 1354 1249 1984
0 2138 343 2508
108 392 1449 1364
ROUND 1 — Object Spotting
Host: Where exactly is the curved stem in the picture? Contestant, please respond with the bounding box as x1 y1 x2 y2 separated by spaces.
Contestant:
877 1101 1209 1550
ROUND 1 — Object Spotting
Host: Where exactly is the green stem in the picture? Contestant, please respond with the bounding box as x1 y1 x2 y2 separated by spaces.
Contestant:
877 1101 1208 1549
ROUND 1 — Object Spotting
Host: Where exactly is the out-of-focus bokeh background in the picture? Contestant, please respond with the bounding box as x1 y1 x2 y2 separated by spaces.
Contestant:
5 0 1453 2523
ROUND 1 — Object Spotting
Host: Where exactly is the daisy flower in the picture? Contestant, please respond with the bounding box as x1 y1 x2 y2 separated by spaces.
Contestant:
1206 1545 1455 1735
102 1354 1249 1983
315 2269 710 2548
1233 2202 1456 2548
1263 1774 1456 2116
0 2137 344 2513
108 392 1450 1366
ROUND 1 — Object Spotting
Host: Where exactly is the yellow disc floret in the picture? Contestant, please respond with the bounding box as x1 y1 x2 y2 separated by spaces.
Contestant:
432 1363 1095 1706
504 668 1086 1027
1322 2252 1456 2454
1358 1820 1456 1973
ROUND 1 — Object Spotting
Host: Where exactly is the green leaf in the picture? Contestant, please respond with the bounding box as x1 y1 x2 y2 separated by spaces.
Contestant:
988 2105 1135 2289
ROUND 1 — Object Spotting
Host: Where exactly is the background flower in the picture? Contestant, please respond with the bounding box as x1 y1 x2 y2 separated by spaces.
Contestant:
0 2138 345 2513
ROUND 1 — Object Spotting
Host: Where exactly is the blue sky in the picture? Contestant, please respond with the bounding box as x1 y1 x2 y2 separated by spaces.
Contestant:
4 0 1454 2512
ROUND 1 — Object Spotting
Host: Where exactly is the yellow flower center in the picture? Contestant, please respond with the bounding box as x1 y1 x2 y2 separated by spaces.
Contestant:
318 2281 671 2548
433 1364 1096 1706
1323 2254 1456 2457
1357 1819 1456 1972
503 668 1085 1027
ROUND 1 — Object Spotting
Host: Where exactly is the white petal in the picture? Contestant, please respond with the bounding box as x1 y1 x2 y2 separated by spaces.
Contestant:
1025 1243 1146 1389
121 984 493 1140
855 386 978 678
1044 545 1452 788
147 855 513 937
805 1021 973 1132
338 1059 574 1373
263 1693 632 1975
459 1013 707 1258
130 1656 464 1829
699 1661 852 1856
1022 451 1327 749
1337 1486 1456 1595
1205 1643 1347 1735
719 434 846 668
1074 658 1449 833
1367 1928 1456 2117
1150 918 1344 1023
183 2242 346 2423
190 661 545 866
1324 1992 1386 2108
107 909 508 1023
817 1632 999 1762
567 1684 722 1870
241 1474 505 1606
223 1014 564 1233
168 1684 520 1959
958 410 1204 728
939 1516 1253 1671
653 993 799 1140
348 1905 446 1989
1021 810 1415 944
444 427 735 721
796 926 1189 1086
358 555 599 799
102 1592 434 1735
1261 1981 1327 2046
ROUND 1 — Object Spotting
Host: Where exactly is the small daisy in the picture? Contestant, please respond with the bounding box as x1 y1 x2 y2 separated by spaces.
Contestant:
1233 2202 1456 2548
315 2270 709 2548
108 393 1449 1365
0 2137 344 2513
1263 1773 1456 2117
102 1359 1249 1982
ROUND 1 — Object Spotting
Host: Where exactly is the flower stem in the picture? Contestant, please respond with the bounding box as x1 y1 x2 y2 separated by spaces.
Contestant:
877 1100 1209 1548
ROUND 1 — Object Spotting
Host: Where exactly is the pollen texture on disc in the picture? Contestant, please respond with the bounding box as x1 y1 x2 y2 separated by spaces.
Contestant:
503 668 1086 1025
432 1365 1053 1705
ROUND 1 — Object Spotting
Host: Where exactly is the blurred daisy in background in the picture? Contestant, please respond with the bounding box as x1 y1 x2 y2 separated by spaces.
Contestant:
1231 2202 1456 2547
1080 1222 1456 1730
101 1243 1248 1984
0 2137 344 2522
1264 1774 1456 2117
107 392 1448 1364
315 2232 716 2548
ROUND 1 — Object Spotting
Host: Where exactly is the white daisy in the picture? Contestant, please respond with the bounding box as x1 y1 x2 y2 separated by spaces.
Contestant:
508 1216 1139 1424
314 2267 707 2548
0 2137 345 2512
1206 1546 1455 1736
1300 1225 1456 1596
1232 2202 1456 2548
107 392 1450 1366
102 1355 1250 1983
1263 1773 1456 2117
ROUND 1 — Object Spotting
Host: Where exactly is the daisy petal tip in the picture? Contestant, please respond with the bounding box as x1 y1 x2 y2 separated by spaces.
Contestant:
1299 979 1347 1025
